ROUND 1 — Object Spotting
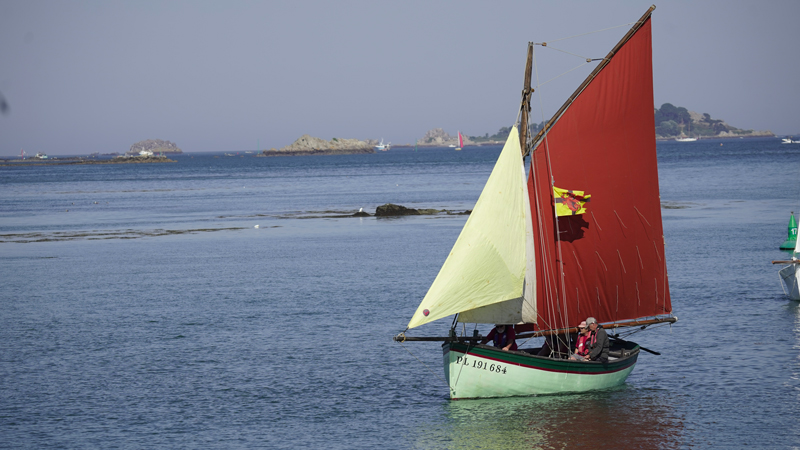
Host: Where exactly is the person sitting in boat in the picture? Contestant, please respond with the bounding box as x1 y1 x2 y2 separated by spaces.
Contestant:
569 321 590 360
480 324 517 351
584 317 610 363
535 334 572 358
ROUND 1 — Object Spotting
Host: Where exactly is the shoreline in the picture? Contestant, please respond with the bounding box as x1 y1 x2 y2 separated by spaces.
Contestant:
257 148 375 157
0 156 177 167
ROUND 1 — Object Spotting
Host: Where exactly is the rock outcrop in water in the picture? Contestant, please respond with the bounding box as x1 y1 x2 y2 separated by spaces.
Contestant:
375 204 421 216
261 135 374 156
373 203 470 216
127 139 183 155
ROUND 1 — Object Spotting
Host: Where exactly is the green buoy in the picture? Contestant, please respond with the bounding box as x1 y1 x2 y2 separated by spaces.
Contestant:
780 212 798 250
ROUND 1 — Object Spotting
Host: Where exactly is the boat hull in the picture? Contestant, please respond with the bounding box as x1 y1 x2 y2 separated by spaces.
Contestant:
779 264 800 300
443 341 639 399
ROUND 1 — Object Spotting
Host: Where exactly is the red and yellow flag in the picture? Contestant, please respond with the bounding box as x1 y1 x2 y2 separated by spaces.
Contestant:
553 186 591 216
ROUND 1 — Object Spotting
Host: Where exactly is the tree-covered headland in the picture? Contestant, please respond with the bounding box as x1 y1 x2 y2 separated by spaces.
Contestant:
467 103 771 143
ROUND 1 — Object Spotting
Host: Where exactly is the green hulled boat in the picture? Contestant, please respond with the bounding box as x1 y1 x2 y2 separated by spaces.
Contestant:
395 6 676 399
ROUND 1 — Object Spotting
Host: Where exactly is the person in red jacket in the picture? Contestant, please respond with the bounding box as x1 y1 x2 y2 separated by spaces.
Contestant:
480 324 517 351
569 321 590 360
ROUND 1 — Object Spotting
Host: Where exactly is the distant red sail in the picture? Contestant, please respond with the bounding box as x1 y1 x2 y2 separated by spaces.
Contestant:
528 18 671 331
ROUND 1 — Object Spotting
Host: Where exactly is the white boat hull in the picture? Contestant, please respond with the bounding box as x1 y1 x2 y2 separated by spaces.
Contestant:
779 264 800 300
443 341 639 399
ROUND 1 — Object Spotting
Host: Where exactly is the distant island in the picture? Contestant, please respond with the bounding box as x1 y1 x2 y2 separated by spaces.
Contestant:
460 103 773 145
126 139 183 156
259 135 375 156
258 108 776 157
651 103 773 139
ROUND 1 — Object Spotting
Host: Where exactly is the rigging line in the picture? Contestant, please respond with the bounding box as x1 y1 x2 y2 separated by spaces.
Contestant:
533 42 569 335
529 143 557 327
534 169 559 332
397 341 448 386
536 43 604 63
535 61 594 89
453 323 479 390
534 22 637 45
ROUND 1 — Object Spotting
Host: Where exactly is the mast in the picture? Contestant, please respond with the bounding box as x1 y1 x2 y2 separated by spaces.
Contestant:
519 43 533 157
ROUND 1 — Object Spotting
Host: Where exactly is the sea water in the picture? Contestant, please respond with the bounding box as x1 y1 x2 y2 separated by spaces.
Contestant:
1 138 799 449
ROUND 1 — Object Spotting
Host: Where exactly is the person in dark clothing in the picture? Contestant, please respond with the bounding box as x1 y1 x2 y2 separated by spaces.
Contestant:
584 317 609 362
480 324 517 351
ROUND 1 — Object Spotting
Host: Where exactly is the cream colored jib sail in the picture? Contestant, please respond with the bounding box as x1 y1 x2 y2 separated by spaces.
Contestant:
407 127 535 329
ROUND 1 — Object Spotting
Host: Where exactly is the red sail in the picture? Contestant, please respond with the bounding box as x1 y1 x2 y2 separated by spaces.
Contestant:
528 18 671 331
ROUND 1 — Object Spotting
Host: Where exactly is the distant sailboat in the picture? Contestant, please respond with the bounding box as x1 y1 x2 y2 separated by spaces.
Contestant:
455 131 463 150
675 120 697 142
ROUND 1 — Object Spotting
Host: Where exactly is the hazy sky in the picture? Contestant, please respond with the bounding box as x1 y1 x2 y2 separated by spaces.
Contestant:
1 0 798 155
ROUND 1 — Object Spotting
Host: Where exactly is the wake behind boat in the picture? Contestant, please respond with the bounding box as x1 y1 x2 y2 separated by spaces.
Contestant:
394 6 676 399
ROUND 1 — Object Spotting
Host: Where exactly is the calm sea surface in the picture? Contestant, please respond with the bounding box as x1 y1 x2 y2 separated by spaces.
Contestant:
2 138 799 449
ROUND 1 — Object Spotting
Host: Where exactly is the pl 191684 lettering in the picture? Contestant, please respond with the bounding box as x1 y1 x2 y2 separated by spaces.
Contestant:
455 356 507 374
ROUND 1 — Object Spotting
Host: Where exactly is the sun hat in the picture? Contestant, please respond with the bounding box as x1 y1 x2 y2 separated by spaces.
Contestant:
578 321 587 329
586 317 597 326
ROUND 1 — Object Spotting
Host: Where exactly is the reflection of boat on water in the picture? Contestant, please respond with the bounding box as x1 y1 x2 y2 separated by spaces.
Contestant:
374 139 390 151
774 236 800 300
394 6 675 399
422 392 683 449
775 212 800 300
